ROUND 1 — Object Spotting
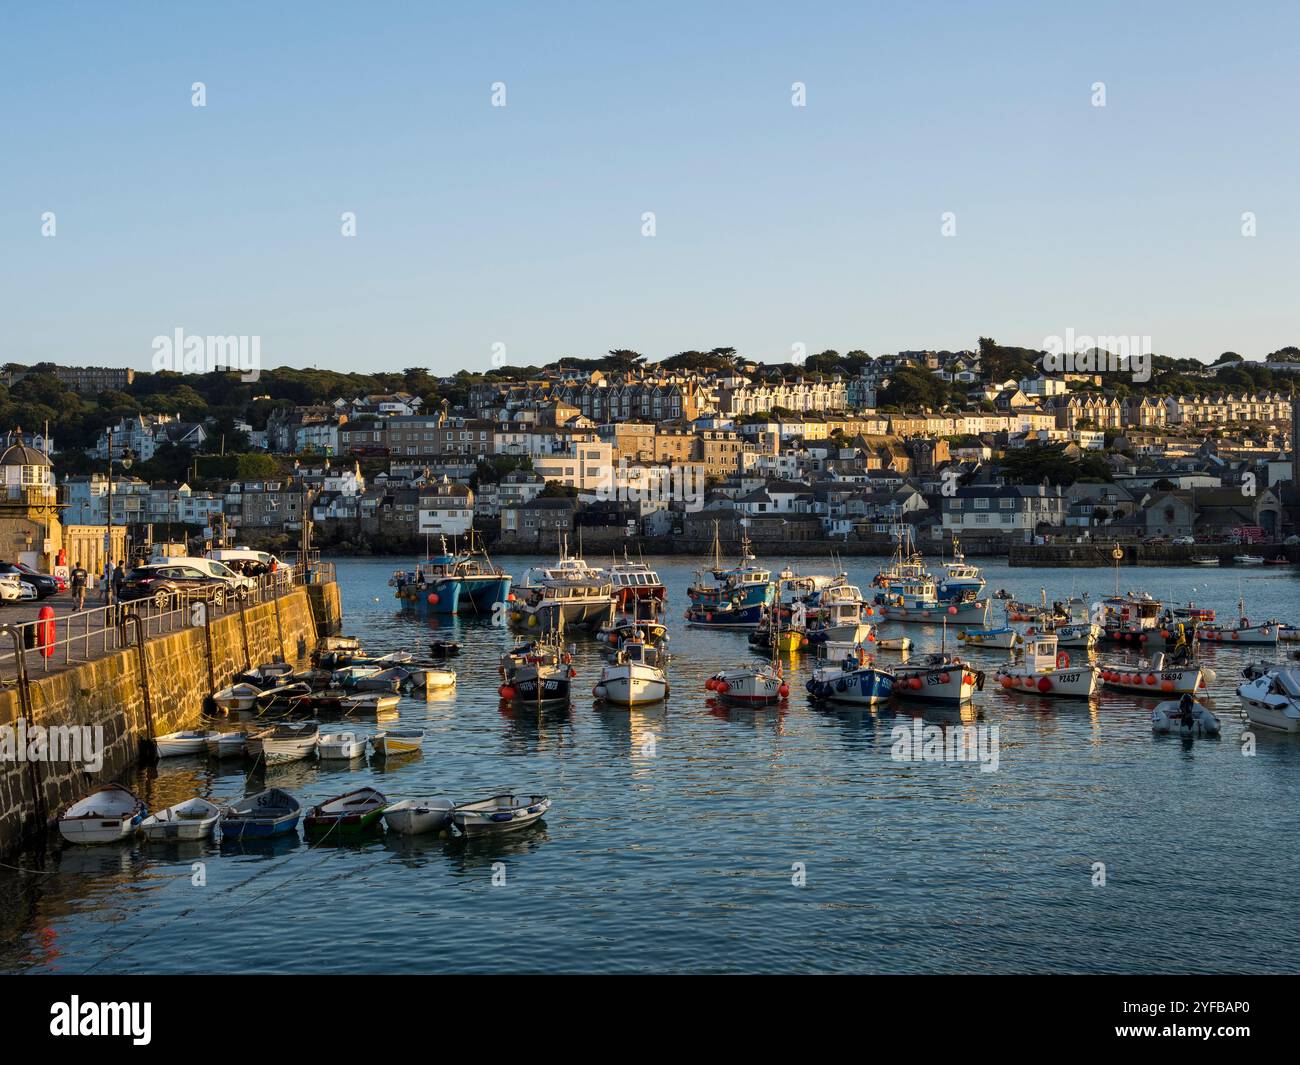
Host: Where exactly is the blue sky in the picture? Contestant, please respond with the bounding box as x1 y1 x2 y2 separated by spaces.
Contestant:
2 1 1296 374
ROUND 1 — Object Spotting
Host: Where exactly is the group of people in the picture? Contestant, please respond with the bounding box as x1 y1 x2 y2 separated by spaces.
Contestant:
66 559 127 610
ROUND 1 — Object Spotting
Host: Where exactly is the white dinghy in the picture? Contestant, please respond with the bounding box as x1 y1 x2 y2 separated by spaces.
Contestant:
452 793 550 837
154 730 220 758
206 731 248 758
213 683 262 712
58 784 147 845
141 797 222 841
383 797 456 835
317 731 368 760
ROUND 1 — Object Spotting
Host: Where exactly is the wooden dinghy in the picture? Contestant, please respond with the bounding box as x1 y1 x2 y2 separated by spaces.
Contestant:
304 787 388 837
452 794 550 837
246 722 319 765
370 728 425 756
221 788 301 839
383 797 456 835
154 730 220 758
340 692 400 715
317 730 368 760
206 731 249 758
213 682 262 712
141 797 222 841
58 783 147 845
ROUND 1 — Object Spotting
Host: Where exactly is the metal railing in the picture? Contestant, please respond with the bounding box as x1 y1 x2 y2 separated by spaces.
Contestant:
0 563 324 681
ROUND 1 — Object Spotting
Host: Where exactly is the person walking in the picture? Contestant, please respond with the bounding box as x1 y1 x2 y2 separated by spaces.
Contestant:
70 560 88 611
112 560 126 604
102 558 114 603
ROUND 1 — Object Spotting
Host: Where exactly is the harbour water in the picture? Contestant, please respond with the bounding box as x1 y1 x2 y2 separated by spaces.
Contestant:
2 556 1299 973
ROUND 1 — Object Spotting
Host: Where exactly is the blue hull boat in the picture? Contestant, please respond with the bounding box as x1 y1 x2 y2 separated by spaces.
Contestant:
806 663 895 705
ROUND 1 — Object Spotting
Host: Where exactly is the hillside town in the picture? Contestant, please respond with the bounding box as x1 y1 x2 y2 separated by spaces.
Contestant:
2 343 1299 574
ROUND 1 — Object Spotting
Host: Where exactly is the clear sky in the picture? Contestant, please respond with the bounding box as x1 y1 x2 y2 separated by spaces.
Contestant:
2 1 1296 375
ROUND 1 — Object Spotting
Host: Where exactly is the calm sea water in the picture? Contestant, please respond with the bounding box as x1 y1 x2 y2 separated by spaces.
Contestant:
2 555 1299 974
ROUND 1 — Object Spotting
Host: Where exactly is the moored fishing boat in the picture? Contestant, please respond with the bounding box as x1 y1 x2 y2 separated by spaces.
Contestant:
894 654 983 704
705 662 788 705
683 524 774 630
956 625 1022 650
1196 601 1279 647
935 537 986 602
304 787 388 836
1099 652 1204 695
383 797 456 835
608 552 667 610
58 784 147 845
340 692 400 715
154 730 219 758
511 545 616 630
221 788 301 839
874 575 988 626
1151 697 1221 736
806 647 894 705
499 633 576 705
141 798 222 842
452 794 550 837
995 632 1098 698
1233 554 1265 566
392 533 513 617
595 638 669 706
371 728 425 756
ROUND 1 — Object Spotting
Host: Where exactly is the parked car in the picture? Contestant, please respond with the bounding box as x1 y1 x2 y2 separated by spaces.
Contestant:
157 556 256 597
118 564 233 609
1171 536 1196 545
206 548 293 581
0 562 58 599
0 573 35 604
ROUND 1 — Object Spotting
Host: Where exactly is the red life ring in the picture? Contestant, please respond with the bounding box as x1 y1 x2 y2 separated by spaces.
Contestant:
1056 650 1070 669
37 605 56 659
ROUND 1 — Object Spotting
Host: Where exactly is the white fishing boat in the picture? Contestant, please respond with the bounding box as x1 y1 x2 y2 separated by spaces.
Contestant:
595 639 669 706
246 722 319 765
1192 556 1220 567
706 663 788 705
383 797 456 835
1099 652 1203 695
141 797 222 842
154 730 220 758
1233 554 1265 566
894 654 984 704
1278 624 1300 643
371 728 425 756
317 731 368 760
1237 669 1300 733
213 682 262 712
57 784 147 845
995 632 1098 699
452 793 550 837
206 731 248 758
1196 602 1280 646
1151 697 1221 737
806 591 873 645
956 625 1022 650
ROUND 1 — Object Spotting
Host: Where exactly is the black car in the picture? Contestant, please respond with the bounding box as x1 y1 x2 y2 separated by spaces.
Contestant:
118 564 232 609
0 562 57 599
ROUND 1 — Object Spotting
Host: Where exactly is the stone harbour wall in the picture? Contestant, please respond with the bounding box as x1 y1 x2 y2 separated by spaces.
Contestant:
0 583 341 857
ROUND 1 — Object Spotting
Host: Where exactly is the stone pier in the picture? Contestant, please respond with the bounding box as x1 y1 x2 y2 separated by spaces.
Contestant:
0 582 342 857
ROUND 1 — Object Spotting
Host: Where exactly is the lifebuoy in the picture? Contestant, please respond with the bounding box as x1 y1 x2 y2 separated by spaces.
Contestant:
1056 650 1070 669
37 605 56 658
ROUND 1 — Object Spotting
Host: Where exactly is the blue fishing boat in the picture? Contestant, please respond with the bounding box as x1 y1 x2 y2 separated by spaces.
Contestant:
935 537 987 602
806 650 895 705
874 575 989 626
684 524 774 629
392 534 513 617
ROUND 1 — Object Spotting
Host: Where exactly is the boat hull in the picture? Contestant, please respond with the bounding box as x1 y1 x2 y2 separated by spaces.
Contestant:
684 602 767 628
1101 666 1202 695
384 799 454 835
807 665 894 705
894 666 982 704
878 600 989 626
596 665 668 706
995 665 1098 698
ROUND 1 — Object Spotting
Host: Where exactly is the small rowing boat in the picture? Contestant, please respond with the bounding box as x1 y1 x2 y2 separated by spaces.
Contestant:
213 682 262 712
246 722 319 765
206 731 248 758
383 797 456 835
58 784 147 845
317 731 368 760
452 794 550 837
221 788 301 839
304 787 388 836
371 728 425 756
154 730 219 758
141 798 222 841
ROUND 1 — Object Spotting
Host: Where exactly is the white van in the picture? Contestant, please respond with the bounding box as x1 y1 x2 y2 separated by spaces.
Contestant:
205 548 293 581
159 556 257 594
